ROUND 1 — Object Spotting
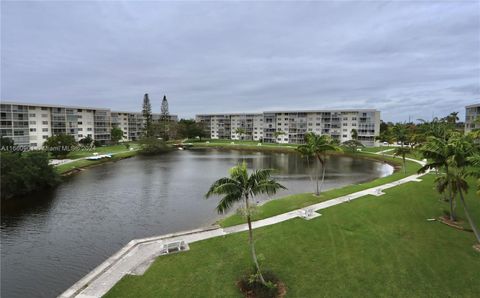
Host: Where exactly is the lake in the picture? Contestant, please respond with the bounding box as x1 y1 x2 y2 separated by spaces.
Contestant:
0 149 393 298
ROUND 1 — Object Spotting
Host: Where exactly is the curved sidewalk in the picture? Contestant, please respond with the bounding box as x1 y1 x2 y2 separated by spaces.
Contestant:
59 154 427 298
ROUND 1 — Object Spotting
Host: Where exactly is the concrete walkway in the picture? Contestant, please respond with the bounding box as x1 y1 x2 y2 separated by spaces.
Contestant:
59 153 427 298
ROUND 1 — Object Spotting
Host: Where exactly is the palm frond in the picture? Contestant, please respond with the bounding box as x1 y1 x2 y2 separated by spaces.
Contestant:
205 177 240 198
216 193 242 214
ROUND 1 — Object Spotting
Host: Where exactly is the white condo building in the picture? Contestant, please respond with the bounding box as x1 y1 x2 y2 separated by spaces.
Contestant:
0 102 177 148
196 109 380 146
465 103 480 133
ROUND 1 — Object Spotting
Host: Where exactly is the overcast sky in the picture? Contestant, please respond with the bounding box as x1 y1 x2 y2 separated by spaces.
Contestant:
2 1 479 122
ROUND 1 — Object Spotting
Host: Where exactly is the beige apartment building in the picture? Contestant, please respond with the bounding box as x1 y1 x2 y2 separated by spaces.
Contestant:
196 109 380 146
465 103 480 133
0 102 177 148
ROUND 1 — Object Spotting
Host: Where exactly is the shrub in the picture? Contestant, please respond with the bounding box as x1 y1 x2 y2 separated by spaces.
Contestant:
43 134 77 158
138 137 172 155
1 151 60 199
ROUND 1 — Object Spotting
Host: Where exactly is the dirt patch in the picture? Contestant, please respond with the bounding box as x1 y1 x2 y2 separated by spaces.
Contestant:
437 216 471 232
473 244 480 253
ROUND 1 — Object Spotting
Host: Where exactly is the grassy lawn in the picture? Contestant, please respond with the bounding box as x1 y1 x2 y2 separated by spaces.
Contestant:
65 143 139 159
55 150 138 174
360 145 394 153
220 154 420 227
105 174 480 297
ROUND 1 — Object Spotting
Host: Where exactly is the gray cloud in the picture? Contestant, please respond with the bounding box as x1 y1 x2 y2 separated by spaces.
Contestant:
1 1 479 122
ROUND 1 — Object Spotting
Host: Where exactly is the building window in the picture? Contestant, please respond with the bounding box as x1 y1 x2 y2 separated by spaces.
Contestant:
30 128 36 132
343 135 347 138
29 113 36 117
41 114 48 118
29 121 36 125
42 135 48 139
30 143 37 146
42 128 48 132
42 121 48 125
41 107 48 110
87 128 92 131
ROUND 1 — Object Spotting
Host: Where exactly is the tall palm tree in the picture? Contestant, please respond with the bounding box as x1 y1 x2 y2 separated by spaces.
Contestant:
445 135 479 243
393 146 411 175
418 136 456 219
297 133 341 195
448 166 480 244
205 162 286 284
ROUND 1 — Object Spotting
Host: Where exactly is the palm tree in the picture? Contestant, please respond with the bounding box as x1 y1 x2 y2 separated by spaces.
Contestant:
295 139 315 192
418 136 456 220
445 112 459 124
273 130 286 143
448 166 480 244
351 128 358 140
467 153 480 196
392 123 409 146
444 135 479 243
297 133 342 195
235 127 246 140
393 146 411 175
205 162 286 284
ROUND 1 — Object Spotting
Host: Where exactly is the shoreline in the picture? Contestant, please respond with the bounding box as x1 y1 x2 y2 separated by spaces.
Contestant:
60 153 426 298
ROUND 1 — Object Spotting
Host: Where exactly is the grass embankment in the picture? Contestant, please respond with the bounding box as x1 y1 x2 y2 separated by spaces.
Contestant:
65 144 138 159
55 144 140 175
187 139 298 151
105 173 480 297
220 153 420 227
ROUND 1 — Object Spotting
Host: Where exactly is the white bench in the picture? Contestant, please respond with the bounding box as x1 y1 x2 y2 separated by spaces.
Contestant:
298 208 321 220
160 240 187 254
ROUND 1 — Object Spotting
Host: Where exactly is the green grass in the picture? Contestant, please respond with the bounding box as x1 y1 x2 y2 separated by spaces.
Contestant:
105 174 480 298
220 154 420 227
360 146 394 153
55 150 138 174
65 143 139 159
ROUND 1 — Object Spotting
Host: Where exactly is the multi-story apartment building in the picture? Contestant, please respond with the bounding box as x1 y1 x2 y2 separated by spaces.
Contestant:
0 102 177 148
465 103 480 133
196 109 381 146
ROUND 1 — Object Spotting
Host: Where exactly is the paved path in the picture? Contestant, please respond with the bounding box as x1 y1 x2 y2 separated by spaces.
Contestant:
59 153 427 298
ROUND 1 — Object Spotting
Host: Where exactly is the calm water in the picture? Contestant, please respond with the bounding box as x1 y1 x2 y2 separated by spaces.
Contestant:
1 149 392 298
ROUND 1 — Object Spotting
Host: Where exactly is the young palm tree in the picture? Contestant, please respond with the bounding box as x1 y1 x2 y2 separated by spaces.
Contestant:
295 140 315 192
235 127 246 140
297 133 341 195
393 146 411 175
205 162 286 284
